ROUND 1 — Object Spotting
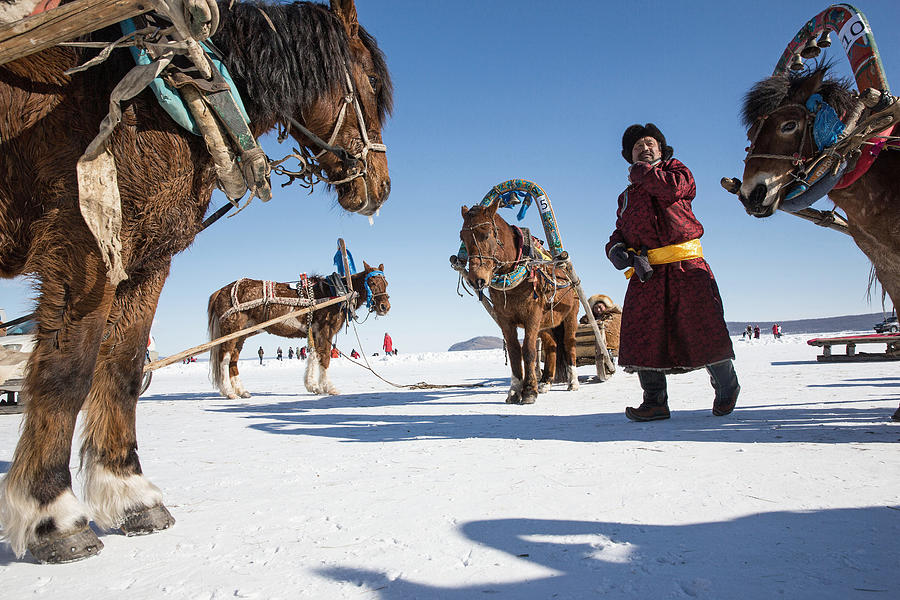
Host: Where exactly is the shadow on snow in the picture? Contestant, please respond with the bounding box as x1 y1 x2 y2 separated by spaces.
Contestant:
318 508 900 599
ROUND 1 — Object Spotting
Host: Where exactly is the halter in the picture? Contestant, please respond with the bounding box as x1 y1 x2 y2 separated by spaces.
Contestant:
743 102 814 167
363 270 387 310
280 66 387 196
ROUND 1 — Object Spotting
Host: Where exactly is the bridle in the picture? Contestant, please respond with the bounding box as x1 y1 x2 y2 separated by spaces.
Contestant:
273 64 386 198
743 102 815 168
363 270 389 312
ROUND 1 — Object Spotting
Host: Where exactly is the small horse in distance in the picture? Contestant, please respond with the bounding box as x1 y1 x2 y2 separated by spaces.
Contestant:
735 64 900 420
0 0 393 563
459 199 580 404
208 262 390 397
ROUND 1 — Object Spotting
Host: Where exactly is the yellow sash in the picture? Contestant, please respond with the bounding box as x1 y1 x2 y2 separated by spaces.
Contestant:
624 239 703 279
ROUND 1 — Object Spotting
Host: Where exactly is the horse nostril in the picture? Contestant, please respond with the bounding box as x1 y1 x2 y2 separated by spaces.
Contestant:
749 183 767 206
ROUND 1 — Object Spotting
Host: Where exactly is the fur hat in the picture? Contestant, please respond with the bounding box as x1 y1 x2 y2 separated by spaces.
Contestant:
621 123 673 163
588 294 619 312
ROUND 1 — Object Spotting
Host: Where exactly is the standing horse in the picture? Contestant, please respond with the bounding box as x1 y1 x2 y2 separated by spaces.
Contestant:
208 262 389 398
0 1 392 562
735 65 900 419
459 199 580 404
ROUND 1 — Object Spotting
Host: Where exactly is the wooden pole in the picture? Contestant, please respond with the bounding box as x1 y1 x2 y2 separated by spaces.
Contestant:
143 293 353 373
790 207 850 235
0 0 156 66
560 257 615 381
337 238 354 294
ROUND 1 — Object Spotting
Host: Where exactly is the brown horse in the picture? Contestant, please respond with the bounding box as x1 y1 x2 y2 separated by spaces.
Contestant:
207 262 389 398
459 199 580 404
735 65 900 419
0 1 392 562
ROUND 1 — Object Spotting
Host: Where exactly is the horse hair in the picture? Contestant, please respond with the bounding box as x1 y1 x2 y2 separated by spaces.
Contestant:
211 1 393 125
740 63 854 128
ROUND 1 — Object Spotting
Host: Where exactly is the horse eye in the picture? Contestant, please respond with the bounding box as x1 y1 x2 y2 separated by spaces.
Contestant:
368 75 378 92
781 121 798 134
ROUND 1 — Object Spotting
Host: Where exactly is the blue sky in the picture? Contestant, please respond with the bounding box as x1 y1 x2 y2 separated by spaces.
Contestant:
1 0 898 356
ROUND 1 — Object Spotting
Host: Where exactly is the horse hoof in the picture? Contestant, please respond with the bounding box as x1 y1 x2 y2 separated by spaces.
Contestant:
538 382 551 393
505 392 520 404
240 392 252 399
520 392 537 405
120 504 175 537
567 382 579 391
227 393 240 400
29 523 103 564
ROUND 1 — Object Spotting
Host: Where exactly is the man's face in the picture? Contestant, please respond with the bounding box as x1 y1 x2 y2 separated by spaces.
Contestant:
631 136 661 164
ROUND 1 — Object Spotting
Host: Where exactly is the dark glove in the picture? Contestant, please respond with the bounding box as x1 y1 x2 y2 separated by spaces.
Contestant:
632 250 654 282
608 243 633 270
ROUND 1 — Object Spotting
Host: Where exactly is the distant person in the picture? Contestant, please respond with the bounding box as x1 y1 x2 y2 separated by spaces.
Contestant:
606 122 740 422
288 347 294 360
746 325 753 340
257 346 264 364
350 349 360 359
393 349 398 356
299 346 307 360
277 346 283 361
331 346 340 359
753 325 760 339
383 332 393 355
771 323 780 339
296 346 301 359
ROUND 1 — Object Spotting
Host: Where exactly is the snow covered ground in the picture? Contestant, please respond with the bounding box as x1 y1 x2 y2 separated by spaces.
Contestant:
1 332 898 599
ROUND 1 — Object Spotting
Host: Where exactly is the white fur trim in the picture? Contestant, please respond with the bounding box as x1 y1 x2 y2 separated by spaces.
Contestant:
0 476 88 558
82 453 163 530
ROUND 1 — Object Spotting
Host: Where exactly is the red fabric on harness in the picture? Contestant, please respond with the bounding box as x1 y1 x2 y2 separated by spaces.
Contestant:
833 124 898 189
30 0 62 15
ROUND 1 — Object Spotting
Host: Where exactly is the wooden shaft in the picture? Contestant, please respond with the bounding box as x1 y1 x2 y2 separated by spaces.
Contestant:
143 293 353 372
338 238 353 293
561 260 615 381
790 208 850 235
0 0 157 66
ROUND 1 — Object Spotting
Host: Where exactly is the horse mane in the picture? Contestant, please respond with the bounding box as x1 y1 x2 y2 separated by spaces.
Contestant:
740 63 854 128
212 1 393 124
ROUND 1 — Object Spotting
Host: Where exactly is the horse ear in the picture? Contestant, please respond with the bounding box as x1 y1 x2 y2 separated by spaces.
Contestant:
790 69 825 103
486 196 501 215
331 0 359 38
461 205 469 218
378 263 384 272
363 260 371 270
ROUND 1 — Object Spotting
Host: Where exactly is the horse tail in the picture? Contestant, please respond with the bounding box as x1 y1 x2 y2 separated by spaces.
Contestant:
551 323 570 384
208 289 225 389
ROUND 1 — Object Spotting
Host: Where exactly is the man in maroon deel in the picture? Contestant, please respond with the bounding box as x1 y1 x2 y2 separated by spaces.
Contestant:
383 332 393 355
606 123 740 422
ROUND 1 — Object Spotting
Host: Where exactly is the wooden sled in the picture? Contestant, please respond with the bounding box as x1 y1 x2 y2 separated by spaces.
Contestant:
807 333 900 362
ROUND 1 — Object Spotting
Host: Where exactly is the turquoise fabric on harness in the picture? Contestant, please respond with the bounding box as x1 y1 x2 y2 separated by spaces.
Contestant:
119 19 251 136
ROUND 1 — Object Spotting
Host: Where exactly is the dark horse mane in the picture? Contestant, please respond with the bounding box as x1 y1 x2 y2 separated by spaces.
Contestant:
85 1 392 126
740 63 854 128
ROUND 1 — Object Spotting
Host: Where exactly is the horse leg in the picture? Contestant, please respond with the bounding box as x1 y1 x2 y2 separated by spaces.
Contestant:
0 254 115 562
304 346 321 393
561 312 580 391
538 331 556 393
499 323 523 404
229 337 251 398
520 320 540 405
314 329 338 395
214 337 240 399
80 270 175 539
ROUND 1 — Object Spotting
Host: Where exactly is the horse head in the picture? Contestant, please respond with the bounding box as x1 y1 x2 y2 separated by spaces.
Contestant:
216 0 393 216
361 261 390 315
737 65 853 216
459 198 508 291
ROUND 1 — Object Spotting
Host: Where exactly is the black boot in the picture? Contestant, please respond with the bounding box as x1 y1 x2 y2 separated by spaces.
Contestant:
708 360 740 416
626 371 670 421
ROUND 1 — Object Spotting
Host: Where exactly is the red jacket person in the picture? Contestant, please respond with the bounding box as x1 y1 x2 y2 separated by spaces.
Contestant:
606 123 740 421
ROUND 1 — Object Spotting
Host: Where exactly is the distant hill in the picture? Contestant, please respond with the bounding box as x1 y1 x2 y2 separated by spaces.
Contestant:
448 336 504 351
727 312 893 336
